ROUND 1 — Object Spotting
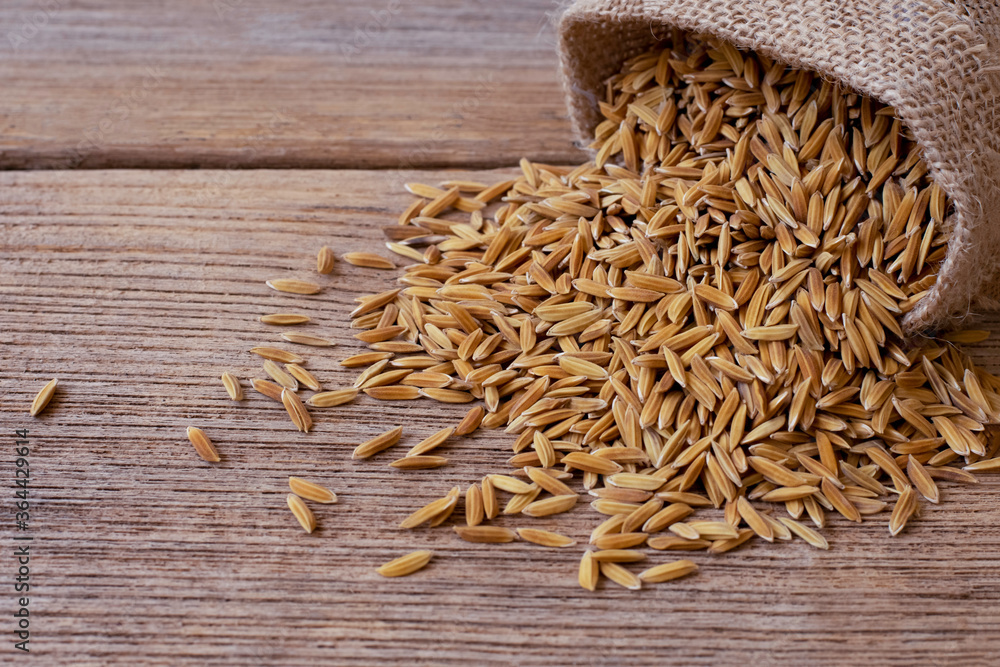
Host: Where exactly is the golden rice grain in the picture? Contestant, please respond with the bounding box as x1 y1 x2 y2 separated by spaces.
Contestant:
502 486 542 515
889 486 918 536
364 386 421 400
707 529 755 554
688 521 741 541
579 551 599 591
647 536 712 551
376 550 432 577
517 528 575 548
521 494 579 518
281 332 334 347
419 388 475 404
638 559 698 583
317 246 335 274
352 361 391 388
343 252 395 270
281 388 313 433
619 499 663 534
340 351 394 368
396 487 457 529
607 473 667 492
455 405 485 436
288 477 337 504
250 347 306 365
286 364 322 392
929 467 979 484
943 330 991 344
407 426 455 457
599 561 642 590
264 359 299 390
353 426 404 459
221 372 243 401
287 494 317 533
354 326 408 344
427 488 461 527
453 525 517 543
389 455 449 470
642 503 695 534
306 387 358 407
251 378 285 402
465 484 484 527
593 532 648 550
589 515 627 544
482 476 499 520
821 478 862 523
590 549 645 563
736 497 774 542
593 499 643 516
906 455 940 504
526 467 575 496
186 426 220 462
488 474 535 495
777 517 829 550
29 378 58 417
260 313 311 325
561 452 624 476
267 278 322 295
964 458 1000 472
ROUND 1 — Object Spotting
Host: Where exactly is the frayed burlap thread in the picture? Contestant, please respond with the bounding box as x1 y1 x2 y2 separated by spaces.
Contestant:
557 0 1000 333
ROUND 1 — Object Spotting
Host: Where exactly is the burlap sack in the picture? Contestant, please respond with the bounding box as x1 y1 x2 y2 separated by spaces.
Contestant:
557 0 1000 334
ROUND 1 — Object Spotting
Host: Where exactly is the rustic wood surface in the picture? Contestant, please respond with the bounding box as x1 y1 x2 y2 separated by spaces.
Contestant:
3 169 1000 665
0 0 584 169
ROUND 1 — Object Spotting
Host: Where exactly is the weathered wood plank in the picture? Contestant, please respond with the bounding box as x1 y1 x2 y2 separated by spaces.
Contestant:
0 1 584 170
3 169 1000 664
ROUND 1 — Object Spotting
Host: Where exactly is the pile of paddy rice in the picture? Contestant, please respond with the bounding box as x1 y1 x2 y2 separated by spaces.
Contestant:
185 36 1000 588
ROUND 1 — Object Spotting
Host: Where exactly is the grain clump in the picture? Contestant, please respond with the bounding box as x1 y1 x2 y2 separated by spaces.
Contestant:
341 34 1000 586
222 33 1000 589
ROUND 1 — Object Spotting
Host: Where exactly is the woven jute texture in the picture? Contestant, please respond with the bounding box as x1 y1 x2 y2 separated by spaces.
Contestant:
557 0 1000 333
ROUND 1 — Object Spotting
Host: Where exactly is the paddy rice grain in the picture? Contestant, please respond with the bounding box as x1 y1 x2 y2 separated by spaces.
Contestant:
186 426 220 463
352 426 404 459
517 527 575 547
29 378 58 417
287 494 317 533
376 550 433 577
267 279 322 295
221 372 243 401
260 313 311 325
288 477 337 504
317 246 336 274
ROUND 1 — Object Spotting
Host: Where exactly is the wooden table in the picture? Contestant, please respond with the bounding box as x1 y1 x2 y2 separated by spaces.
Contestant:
2 3 1000 665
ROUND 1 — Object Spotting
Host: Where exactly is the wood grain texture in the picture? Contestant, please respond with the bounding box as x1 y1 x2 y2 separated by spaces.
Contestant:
0 0 584 170
3 169 1000 665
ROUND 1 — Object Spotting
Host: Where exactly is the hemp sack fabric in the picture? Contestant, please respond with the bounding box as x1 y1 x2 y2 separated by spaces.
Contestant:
557 0 1000 334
